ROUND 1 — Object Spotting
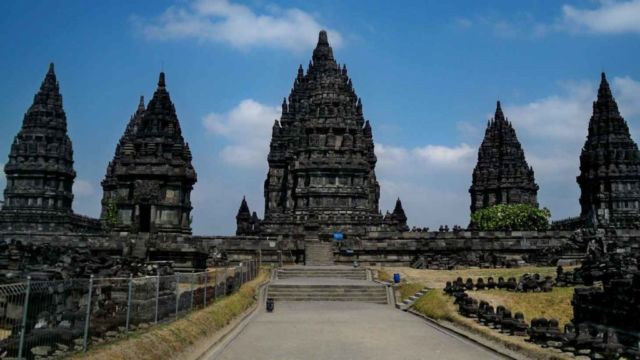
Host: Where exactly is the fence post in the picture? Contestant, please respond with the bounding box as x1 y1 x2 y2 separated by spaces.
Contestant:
83 275 94 352
154 273 160 324
175 273 180 318
17 276 31 360
125 275 133 332
203 271 208 307
223 269 227 296
213 270 218 300
189 271 195 312
243 264 247 284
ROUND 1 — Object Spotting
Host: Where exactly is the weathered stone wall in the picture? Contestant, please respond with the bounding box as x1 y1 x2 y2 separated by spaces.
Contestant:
4 229 640 268
192 230 579 266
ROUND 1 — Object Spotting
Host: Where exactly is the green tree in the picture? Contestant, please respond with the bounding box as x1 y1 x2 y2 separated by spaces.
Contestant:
470 204 551 231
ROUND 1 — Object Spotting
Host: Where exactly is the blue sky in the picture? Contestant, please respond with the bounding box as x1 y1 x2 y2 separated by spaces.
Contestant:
1 0 640 234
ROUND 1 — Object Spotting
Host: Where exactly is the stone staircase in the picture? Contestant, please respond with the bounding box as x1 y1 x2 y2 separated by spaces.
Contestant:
277 267 367 280
267 267 389 304
267 284 388 304
304 242 334 266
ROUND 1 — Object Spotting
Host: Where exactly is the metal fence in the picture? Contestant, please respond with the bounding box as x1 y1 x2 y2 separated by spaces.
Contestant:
0 259 259 359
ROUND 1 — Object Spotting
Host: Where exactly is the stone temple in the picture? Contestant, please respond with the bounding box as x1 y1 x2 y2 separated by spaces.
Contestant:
576 73 640 228
238 31 407 238
100 72 197 234
0 64 99 232
1 31 640 270
469 101 539 214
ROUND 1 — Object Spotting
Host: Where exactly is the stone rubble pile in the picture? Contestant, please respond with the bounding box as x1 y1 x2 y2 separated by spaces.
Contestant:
442 257 640 359
0 241 174 284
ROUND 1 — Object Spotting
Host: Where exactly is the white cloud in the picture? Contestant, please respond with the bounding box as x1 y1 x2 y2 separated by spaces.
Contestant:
504 80 594 142
413 144 474 166
73 179 95 197
562 0 640 34
373 142 477 227
456 1 640 39
133 0 343 52
203 99 280 168
615 76 640 118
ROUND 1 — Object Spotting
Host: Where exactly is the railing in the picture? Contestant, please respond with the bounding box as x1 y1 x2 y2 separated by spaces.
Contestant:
0 259 260 359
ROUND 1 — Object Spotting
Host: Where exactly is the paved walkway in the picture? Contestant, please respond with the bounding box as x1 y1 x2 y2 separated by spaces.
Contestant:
212 301 504 360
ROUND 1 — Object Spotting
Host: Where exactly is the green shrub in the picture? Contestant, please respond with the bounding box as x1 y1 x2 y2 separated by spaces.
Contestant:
470 204 550 231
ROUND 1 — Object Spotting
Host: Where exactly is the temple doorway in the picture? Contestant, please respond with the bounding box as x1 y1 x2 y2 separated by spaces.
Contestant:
139 204 151 232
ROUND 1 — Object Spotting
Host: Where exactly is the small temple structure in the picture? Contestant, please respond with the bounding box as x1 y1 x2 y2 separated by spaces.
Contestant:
100 72 197 234
0 63 99 232
469 101 539 214
575 73 640 228
236 196 261 235
241 30 394 238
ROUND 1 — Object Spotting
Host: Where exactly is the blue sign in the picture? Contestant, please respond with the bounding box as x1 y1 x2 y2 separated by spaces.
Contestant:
333 232 344 241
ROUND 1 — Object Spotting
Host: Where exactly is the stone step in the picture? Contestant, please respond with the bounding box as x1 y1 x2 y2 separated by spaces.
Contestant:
277 272 366 276
305 242 335 266
267 282 388 304
268 289 382 293
278 276 366 280
268 291 386 296
269 284 384 291
267 297 388 304
278 270 364 273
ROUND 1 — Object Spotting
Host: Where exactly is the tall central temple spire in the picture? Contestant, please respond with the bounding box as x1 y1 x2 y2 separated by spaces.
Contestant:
469 101 539 214
242 31 387 238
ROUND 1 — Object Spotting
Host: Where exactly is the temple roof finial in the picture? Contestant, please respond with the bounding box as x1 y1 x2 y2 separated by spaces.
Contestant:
158 72 166 88
48 62 55 74
138 95 145 112
237 196 250 216
597 72 613 103
312 30 335 64
494 100 505 121
318 30 329 45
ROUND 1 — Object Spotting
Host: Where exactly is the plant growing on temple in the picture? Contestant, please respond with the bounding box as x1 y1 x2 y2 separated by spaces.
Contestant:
104 197 119 230
470 204 551 231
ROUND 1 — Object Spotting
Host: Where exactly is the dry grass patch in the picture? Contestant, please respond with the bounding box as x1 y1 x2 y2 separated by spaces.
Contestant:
385 266 576 359
380 266 567 289
413 290 455 322
413 289 572 359
470 287 575 327
70 269 270 360
397 282 426 301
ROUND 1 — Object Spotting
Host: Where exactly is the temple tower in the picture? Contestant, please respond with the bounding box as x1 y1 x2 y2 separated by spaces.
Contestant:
258 30 383 238
577 73 640 228
0 63 100 232
236 197 261 235
469 101 539 214
101 73 197 234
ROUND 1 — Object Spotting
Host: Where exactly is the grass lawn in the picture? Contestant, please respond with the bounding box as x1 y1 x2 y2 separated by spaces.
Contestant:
378 266 576 360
